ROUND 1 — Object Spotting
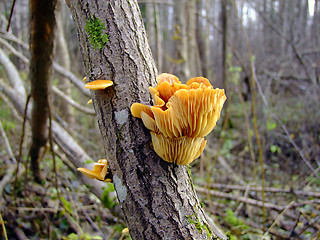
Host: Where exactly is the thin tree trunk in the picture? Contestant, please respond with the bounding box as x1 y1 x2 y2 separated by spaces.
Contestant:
174 0 188 79
187 0 202 77
146 1 156 57
29 0 57 182
221 0 228 91
66 1 226 239
55 2 75 125
196 0 210 78
154 2 162 73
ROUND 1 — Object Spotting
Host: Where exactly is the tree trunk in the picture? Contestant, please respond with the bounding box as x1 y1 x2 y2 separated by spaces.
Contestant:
187 0 202 77
221 0 228 91
196 0 211 79
29 0 57 183
174 0 189 79
146 1 156 59
54 1 75 126
154 2 162 73
66 1 226 239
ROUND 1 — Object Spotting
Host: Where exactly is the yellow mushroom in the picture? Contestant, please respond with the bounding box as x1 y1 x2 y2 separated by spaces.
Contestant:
84 80 113 90
77 159 112 182
122 228 129 234
151 132 207 165
130 73 226 165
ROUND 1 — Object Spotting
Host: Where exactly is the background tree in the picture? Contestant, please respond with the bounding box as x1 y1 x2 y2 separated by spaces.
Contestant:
29 0 58 182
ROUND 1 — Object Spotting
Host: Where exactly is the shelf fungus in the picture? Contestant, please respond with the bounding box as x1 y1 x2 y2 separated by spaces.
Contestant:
77 159 112 182
84 79 113 90
131 73 226 165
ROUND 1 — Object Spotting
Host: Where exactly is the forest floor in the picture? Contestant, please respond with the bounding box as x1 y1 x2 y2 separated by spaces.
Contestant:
1 82 320 240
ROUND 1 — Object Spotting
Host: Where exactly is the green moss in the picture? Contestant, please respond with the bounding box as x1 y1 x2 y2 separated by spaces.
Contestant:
116 123 126 141
101 183 116 209
84 16 109 50
186 214 214 238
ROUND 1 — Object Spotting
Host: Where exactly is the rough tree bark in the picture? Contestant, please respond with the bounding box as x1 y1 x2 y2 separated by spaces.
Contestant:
29 0 57 182
66 1 226 239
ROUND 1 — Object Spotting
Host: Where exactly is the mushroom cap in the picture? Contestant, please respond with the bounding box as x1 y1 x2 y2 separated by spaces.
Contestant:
150 74 188 109
151 132 207 165
84 80 113 90
131 103 158 132
151 86 226 138
77 159 110 181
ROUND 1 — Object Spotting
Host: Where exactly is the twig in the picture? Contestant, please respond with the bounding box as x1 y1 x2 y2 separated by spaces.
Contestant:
0 35 89 96
0 119 16 163
6 0 16 32
262 201 295 238
8 205 96 212
250 60 266 229
235 183 251 215
14 94 30 203
196 186 283 211
0 37 29 64
0 210 8 240
52 86 95 115
0 31 29 49
53 62 90 97
288 213 301 239
0 164 15 198
82 209 104 237
295 215 320 239
205 149 246 186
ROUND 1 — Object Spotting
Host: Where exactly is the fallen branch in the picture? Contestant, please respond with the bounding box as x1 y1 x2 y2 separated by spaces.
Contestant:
52 86 94 115
196 182 320 198
195 186 283 211
0 36 90 97
0 79 104 199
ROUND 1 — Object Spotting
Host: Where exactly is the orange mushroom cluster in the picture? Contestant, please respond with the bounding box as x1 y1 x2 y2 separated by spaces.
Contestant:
77 159 112 182
131 73 226 165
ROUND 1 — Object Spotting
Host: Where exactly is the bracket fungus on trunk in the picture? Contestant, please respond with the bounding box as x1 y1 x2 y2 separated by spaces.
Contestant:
78 159 112 182
78 80 114 182
84 79 113 90
131 73 226 165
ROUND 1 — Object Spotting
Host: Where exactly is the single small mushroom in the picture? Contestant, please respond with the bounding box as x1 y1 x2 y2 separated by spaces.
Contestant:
77 159 112 182
130 73 226 165
122 228 129 234
87 99 93 104
84 80 113 90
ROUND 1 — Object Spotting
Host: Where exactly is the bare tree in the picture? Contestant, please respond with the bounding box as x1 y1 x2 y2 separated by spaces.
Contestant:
29 0 57 182
174 0 189 79
54 1 74 125
66 0 226 239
